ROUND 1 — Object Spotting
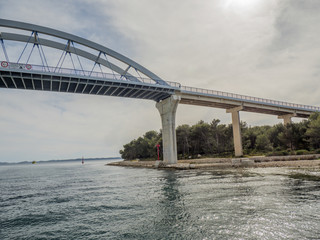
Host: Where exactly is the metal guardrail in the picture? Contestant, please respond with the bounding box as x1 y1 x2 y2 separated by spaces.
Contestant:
1 61 319 112
181 86 320 112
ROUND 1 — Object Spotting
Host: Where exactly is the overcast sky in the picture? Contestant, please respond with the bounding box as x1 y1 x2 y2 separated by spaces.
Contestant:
0 0 319 162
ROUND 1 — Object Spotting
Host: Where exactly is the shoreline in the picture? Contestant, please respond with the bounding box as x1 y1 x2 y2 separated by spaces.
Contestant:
107 154 320 170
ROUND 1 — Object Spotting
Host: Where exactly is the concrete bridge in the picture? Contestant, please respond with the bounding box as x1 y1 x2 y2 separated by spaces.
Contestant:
1 19 319 164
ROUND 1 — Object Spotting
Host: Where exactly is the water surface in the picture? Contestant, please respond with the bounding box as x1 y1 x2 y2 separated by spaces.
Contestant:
1 160 319 239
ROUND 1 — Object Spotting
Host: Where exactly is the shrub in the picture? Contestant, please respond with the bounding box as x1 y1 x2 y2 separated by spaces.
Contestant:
267 150 289 156
296 149 310 155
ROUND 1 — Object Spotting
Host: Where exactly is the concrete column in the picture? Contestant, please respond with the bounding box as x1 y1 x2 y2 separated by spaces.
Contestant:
278 113 296 125
226 106 243 157
156 95 180 164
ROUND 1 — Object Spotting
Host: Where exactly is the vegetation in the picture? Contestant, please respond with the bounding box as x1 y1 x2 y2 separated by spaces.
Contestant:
119 131 161 160
119 113 320 160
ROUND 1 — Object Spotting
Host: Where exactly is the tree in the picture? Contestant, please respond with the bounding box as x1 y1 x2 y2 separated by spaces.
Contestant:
119 130 161 160
255 134 272 152
305 113 320 149
210 119 233 154
176 124 191 158
120 140 138 160
120 116 317 160
243 127 259 152
210 119 222 153
242 125 272 153
267 123 284 149
190 121 213 155
278 122 306 151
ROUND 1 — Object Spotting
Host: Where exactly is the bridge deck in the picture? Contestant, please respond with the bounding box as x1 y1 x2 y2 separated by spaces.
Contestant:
178 86 319 118
0 65 319 118
179 92 312 118
0 68 176 102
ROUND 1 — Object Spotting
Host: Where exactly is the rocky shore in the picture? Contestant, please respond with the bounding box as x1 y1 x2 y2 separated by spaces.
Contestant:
107 154 320 170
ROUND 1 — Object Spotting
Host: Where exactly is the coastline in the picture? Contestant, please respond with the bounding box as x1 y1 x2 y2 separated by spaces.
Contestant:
107 154 320 170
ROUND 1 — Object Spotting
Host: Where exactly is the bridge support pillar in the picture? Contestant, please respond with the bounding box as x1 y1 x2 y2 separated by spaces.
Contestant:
278 113 296 125
227 106 243 157
156 95 181 164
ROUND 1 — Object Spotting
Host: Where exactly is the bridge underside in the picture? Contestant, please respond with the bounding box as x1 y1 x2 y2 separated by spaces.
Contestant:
179 93 312 118
0 69 174 101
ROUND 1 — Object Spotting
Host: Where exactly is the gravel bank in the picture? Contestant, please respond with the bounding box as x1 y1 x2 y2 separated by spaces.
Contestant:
107 154 320 170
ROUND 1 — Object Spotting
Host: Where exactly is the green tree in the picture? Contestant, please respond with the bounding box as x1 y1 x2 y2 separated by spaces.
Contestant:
120 140 138 160
243 127 259 152
255 134 272 152
242 125 272 153
190 121 213 155
210 120 233 154
120 116 316 160
278 122 307 151
267 123 284 149
176 124 191 158
119 130 161 160
305 113 320 149
210 119 222 153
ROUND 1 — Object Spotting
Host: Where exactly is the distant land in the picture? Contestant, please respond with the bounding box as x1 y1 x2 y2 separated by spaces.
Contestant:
0 157 122 165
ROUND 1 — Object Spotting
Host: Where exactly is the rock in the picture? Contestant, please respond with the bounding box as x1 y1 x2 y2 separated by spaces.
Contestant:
189 164 196 169
231 159 241 167
241 159 254 167
155 161 166 168
231 158 254 167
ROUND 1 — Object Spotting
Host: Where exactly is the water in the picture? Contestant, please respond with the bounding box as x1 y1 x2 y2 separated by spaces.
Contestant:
1 160 319 240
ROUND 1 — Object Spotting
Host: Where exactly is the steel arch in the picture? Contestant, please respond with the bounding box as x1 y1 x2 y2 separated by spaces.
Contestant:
0 18 167 85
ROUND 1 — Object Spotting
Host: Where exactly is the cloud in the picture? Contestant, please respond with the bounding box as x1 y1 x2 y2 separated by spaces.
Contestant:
0 89 161 162
0 0 319 162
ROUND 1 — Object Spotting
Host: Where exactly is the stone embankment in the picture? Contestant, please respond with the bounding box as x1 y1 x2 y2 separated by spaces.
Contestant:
107 154 320 170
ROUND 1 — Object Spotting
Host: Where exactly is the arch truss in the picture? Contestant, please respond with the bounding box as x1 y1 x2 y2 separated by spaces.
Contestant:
0 18 179 101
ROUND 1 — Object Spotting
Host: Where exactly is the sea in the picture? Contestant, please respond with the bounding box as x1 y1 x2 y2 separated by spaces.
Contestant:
0 159 319 240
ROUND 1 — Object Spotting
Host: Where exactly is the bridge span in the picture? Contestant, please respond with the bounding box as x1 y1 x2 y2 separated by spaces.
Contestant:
1 18 319 164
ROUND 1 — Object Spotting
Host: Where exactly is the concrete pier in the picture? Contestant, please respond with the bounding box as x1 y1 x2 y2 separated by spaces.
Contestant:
278 113 296 125
227 106 243 157
156 95 180 164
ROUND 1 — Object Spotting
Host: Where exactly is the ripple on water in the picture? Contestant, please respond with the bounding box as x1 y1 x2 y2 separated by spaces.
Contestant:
0 163 320 239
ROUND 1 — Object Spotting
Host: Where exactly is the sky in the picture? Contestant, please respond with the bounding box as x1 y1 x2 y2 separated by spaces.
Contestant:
0 0 319 162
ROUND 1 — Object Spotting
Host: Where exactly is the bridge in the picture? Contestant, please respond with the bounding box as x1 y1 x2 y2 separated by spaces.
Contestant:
1 19 319 164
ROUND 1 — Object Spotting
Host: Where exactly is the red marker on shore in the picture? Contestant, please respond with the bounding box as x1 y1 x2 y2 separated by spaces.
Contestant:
156 144 160 161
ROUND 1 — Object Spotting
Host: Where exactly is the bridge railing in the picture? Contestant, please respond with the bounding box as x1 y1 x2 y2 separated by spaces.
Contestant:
181 85 320 112
0 61 181 88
